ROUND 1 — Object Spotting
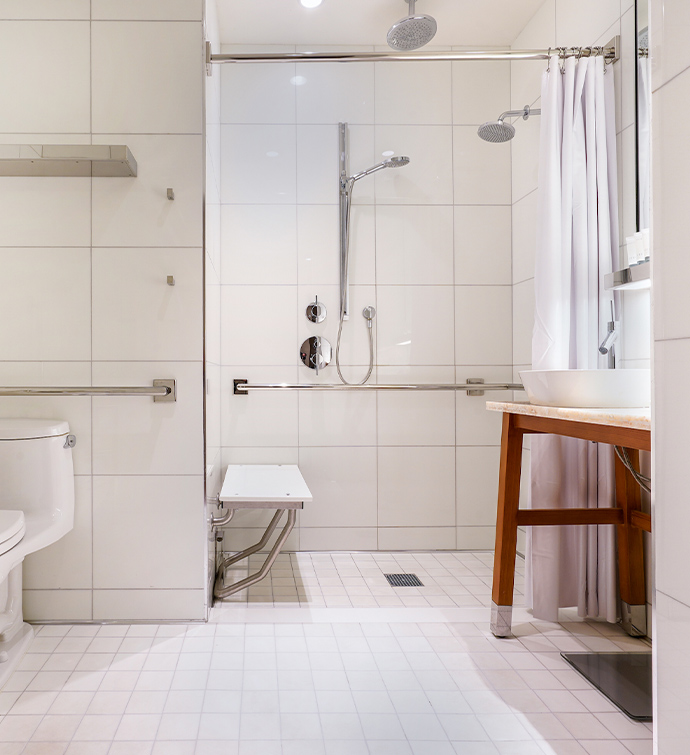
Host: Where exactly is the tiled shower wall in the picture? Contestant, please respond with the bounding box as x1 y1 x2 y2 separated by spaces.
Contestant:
0 1 207 621
219 48 514 552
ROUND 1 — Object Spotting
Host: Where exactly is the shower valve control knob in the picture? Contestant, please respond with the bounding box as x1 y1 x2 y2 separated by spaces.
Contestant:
306 296 327 324
300 336 332 374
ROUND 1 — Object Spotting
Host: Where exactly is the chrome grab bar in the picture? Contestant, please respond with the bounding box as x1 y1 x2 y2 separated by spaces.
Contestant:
0 379 176 402
234 379 523 396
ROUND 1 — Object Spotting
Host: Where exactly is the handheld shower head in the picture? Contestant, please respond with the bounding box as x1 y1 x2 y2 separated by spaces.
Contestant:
387 0 437 51
349 156 411 182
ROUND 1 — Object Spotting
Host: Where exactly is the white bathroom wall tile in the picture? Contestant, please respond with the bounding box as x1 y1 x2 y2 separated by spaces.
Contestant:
376 366 455 447
454 205 512 286
620 290 651 363
23 590 92 622
299 391 377 447
511 191 538 284
456 527 496 551
619 125 638 246
221 125 296 205
92 0 202 20
510 1 555 111
297 204 376 287
651 0 690 90
0 21 89 133
23 476 92 590
0 1 89 18
377 286 455 366
206 362 222 454
92 361 204 476
619 6 637 134
455 366 513 447
93 590 205 622
92 248 203 362
453 126 511 205
91 21 202 134
221 285 297 366
0 248 90 361
376 206 454 285
452 61 510 125
378 527 456 551
511 113 541 204
375 126 453 205
456 447 501 526
224 524 299 554
206 200 221 280
222 448 299 466
221 367 299 448
92 134 204 248
300 528 378 552
206 281 221 366
0 173 90 247
0 362 92 475
455 286 512 365
93 476 205 590
221 206 297 285
376 62 452 125
221 63 296 124
298 447 377 528
297 125 375 206
512 280 535 367
296 63 375 125
378 447 455 527
554 0 621 49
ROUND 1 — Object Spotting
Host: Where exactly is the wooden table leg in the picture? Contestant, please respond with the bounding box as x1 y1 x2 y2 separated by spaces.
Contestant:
615 448 647 636
491 413 524 637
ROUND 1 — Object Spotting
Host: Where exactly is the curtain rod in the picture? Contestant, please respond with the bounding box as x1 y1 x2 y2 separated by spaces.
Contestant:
207 38 619 67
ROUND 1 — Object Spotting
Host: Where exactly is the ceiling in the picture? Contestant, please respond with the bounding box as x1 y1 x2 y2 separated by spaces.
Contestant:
215 0 546 48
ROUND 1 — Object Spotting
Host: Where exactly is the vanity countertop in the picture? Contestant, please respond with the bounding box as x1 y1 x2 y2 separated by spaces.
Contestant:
486 401 651 431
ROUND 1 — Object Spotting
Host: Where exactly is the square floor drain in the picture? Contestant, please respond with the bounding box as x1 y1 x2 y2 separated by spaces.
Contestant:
385 573 423 587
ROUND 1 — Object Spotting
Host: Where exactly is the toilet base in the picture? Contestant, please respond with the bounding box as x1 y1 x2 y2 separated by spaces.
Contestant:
0 622 33 689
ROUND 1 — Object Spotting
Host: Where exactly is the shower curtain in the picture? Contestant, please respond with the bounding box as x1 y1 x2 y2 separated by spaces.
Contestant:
527 54 620 623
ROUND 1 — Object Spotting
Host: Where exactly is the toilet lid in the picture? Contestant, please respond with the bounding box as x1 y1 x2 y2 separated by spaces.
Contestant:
0 511 25 555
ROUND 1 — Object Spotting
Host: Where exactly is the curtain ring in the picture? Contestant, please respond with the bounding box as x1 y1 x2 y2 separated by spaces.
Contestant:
547 47 552 72
576 47 583 60
558 47 566 74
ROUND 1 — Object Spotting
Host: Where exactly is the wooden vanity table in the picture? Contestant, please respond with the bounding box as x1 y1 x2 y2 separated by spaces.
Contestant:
486 401 651 638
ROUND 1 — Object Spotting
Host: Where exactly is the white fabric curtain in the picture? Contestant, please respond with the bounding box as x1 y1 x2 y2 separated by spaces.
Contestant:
527 55 620 623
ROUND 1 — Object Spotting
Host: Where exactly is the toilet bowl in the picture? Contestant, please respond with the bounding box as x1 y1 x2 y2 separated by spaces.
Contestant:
0 419 75 685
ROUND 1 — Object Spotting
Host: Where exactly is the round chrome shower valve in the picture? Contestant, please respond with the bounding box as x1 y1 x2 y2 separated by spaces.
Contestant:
306 297 327 323
300 336 332 373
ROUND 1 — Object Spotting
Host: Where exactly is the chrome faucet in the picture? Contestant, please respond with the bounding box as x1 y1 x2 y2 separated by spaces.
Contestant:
598 302 618 369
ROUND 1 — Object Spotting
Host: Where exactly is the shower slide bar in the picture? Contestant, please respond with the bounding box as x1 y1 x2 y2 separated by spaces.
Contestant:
207 38 619 66
0 379 177 402
234 379 523 396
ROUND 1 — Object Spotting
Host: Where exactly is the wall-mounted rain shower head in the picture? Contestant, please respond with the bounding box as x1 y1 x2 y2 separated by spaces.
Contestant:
349 156 411 182
477 105 542 143
387 0 437 51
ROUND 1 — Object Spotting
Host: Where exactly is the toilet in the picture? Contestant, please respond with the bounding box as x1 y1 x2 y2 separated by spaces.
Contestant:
0 419 75 684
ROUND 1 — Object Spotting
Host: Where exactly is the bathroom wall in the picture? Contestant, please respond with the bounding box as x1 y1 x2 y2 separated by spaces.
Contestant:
0 0 207 621
218 46 514 552
651 0 690 749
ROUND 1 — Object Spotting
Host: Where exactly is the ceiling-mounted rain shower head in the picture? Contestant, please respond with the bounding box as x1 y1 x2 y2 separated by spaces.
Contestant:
387 0 437 51
477 105 542 143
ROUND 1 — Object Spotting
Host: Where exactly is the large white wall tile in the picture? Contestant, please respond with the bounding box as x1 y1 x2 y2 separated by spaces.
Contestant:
456 447 501 526
456 526 496 550
376 206 454 285
379 527 456 551
222 125 296 204
0 248 90 361
511 114 541 203
378 447 455 527
377 285 455 366
92 248 203 361
454 126 511 205
91 21 202 134
0 1 89 19
296 63 374 125
375 126 453 205
555 0 621 49
93 0 202 21
454 206 512 285
299 446 377 528
93 475 205 590
455 366 513 447
512 279 534 367
0 21 89 133
92 134 204 248
92 362 204 476
221 63 296 124
510 0 555 111
221 206 297 285
299 391 376 447
221 285 297 366
93 589 205 621
300 528 377 551
651 0 690 90
455 286 513 365
511 191 537 284
376 62 452 125
452 61 510 125
23 590 92 622
620 290 651 363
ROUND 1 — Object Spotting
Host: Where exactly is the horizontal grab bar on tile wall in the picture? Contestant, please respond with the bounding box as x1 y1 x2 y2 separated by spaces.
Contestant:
0 379 176 402
233 379 523 396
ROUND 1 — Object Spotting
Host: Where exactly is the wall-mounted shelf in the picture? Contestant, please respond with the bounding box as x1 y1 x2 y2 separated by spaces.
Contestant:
0 144 137 177
604 261 650 291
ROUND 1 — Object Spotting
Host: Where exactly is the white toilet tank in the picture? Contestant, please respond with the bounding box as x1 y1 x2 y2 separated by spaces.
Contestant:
0 419 75 545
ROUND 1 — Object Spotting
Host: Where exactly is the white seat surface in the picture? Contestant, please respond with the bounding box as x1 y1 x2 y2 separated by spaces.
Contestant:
220 465 313 507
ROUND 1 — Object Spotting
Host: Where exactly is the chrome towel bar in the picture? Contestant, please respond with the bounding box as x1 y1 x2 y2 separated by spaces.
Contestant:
0 379 176 402
234 379 523 396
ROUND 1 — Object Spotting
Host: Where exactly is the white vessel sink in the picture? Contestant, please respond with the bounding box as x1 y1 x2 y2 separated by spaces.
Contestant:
519 369 651 408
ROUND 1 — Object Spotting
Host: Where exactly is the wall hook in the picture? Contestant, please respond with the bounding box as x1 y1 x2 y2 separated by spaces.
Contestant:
167 275 175 286
167 188 175 200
